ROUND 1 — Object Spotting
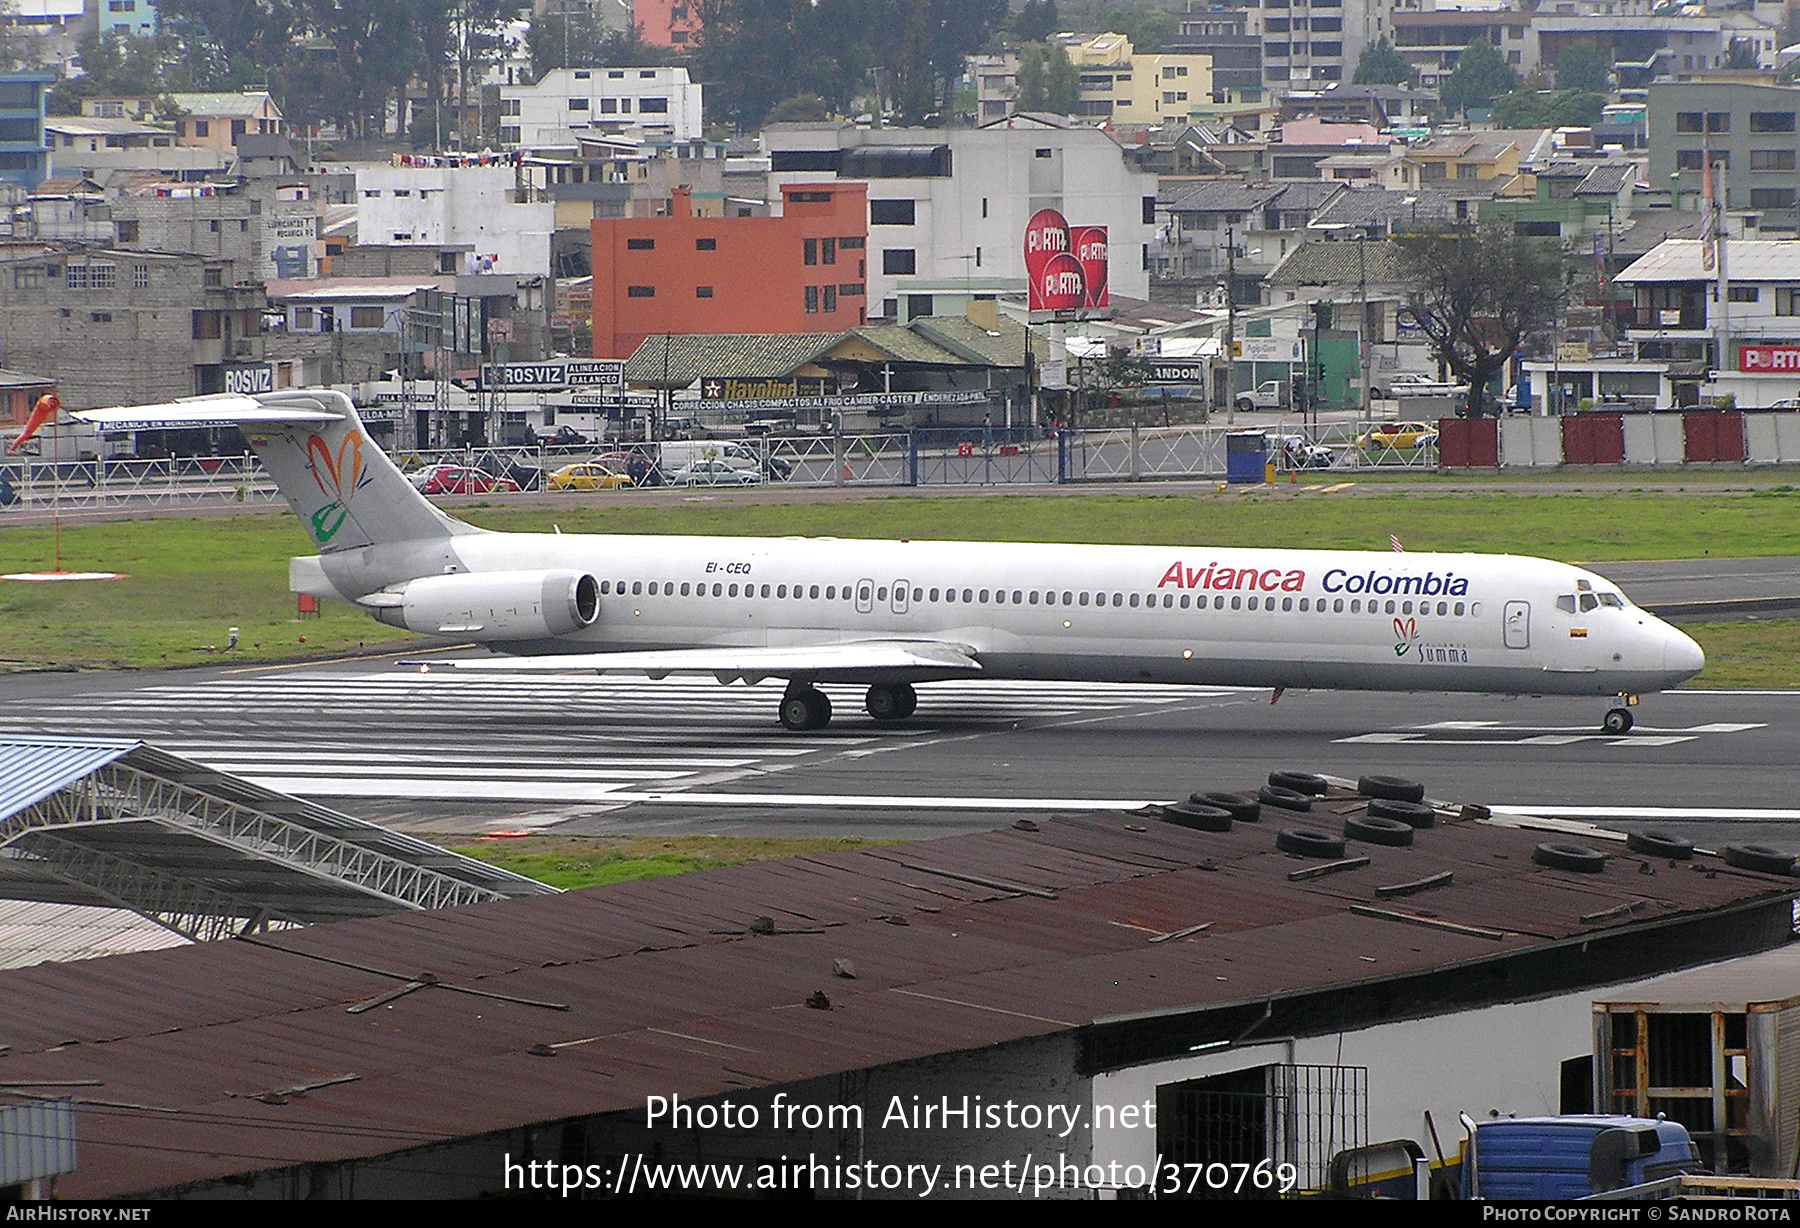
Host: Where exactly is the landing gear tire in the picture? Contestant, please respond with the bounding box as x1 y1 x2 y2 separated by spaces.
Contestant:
779 687 832 732
1602 708 1634 734
865 682 917 722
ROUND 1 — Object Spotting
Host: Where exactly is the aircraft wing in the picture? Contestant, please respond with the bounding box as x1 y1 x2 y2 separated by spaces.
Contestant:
74 394 344 431
409 639 982 684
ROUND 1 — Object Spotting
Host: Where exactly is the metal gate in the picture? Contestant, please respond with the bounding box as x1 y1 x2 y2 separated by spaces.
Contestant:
1156 1064 1369 1198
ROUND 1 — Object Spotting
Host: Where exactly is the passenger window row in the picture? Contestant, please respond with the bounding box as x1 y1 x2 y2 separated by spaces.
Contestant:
595 578 1481 619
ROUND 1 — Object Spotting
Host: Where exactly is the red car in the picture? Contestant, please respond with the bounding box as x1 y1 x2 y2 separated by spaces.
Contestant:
408 464 520 495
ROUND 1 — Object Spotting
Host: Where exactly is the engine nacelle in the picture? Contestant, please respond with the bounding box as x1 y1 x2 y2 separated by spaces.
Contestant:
366 570 600 641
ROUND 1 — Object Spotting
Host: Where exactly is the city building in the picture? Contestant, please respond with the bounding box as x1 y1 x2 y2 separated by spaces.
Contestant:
631 0 700 49
43 115 224 179
111 176 325 282
1057 32 1215 126
1648 77 1800 227
1153 180 1345 304
165 90 284 153
1532 13 1774 84
1256 0 1393 91
763 121 1158 317
590 181 869 359
497 66 704 147
1617 238 1800 408
1392 8 1537 89
355 160 554 279
0 71 55 190
0 247 267 408
97 0 157 38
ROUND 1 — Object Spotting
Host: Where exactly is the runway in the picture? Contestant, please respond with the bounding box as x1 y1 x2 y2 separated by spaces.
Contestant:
1 657 1794 850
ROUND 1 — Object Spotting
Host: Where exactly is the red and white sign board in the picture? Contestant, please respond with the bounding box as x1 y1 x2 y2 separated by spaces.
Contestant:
1025 209 1108 317
1740 345 1800 373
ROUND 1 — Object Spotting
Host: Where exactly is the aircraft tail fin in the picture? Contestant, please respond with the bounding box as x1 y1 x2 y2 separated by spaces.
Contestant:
77 390 477 553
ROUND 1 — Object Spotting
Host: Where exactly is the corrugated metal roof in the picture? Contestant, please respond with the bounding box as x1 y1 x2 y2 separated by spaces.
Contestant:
0 796 1792 1198
0 1100 75 1187
1268 238 1408 286
0 901 188 970
1617 238 1800 284
622 332 842 386
0 736 137 823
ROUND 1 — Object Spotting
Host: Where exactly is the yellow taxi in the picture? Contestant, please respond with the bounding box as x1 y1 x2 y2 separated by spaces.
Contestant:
1356 420 1440 452
547 463 634 491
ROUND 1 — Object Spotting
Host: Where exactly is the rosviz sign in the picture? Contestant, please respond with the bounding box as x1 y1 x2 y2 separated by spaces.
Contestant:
224 365 275 395
479 360 623 390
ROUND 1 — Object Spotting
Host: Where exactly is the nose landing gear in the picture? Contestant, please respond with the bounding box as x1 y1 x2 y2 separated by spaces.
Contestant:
1602 694 1637 734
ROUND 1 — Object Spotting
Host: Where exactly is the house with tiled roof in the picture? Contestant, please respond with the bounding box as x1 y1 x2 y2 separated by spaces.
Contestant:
166 91 283 155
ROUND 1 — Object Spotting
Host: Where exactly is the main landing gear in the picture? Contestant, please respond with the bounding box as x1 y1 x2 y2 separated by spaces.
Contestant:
1602 693 1637 734
776 682 918 731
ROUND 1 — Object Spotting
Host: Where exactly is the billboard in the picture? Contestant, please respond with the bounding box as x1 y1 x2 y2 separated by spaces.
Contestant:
1739 345 1800 373
1025 209 1108 318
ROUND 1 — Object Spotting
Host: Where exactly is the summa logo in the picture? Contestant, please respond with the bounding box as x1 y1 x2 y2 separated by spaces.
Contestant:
1157 561 1306 593
1393 616 1418 657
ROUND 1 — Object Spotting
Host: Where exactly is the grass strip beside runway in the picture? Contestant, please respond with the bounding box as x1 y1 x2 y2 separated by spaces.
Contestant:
1 490 1797 675
446 835 894 889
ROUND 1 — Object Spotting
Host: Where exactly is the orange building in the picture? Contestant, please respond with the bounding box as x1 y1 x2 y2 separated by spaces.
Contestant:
591 182 870 360
632 0 701 49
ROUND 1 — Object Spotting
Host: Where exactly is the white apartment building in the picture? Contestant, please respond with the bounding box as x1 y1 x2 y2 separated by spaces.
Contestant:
355 163 554 279
763 122 1158 317
497 67 704 147
1617 238 1800 408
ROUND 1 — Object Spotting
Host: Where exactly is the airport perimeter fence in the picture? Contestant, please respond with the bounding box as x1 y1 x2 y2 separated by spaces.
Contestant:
0 423 1440 511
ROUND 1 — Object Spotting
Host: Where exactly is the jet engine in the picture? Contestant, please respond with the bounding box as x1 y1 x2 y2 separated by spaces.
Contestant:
364 570 600 641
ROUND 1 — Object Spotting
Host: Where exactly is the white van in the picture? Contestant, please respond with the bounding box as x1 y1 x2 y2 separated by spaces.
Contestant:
656 439 792 481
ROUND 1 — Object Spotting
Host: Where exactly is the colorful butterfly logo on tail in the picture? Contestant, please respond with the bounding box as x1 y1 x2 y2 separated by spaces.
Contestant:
306 432 366 544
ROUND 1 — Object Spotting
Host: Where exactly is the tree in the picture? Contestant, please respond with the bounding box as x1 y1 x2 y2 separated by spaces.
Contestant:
1353 36 1415 86
765 92 830 125
1013 0 1057 44
1014 41 1047 111
1554 41 1609 94
1727 37 1760 70
1045 43 1079 114
1440 39 1519 114
1397 225 1563 419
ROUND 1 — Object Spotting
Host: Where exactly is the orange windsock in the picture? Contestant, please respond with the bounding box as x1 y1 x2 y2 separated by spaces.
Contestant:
7 393 59 454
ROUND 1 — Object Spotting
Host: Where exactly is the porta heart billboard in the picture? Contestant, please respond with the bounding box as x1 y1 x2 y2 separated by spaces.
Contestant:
1024 209 1072 312
1070 225 1108 309
1035 252 1087 313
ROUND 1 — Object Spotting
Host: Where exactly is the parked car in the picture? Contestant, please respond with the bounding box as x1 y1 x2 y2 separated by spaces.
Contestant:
475 456 543 492
669 460 762 487
547 463 634 492
1233 380 1288 412
1356 421 1440 452
1376 373 1465 399
408 464 520 495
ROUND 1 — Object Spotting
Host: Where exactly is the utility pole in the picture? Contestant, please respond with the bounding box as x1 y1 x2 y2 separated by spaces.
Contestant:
1223 224 1237 424
1714 158 1732 386
1357 233 1371 418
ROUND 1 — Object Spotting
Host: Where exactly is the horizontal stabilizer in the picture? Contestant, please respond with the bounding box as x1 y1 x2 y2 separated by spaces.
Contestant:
408 640 982 683
75 394 343 431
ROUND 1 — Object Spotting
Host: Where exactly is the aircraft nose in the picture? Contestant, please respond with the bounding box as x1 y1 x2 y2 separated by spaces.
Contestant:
1663 625 1706 682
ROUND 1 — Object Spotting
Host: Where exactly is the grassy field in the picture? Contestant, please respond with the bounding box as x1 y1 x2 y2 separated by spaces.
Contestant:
2 488 1798 683
447 835 890 890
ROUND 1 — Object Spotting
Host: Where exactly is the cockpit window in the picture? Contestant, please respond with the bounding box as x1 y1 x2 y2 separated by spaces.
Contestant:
1556 595 1578 613
1579 593 1599 612
1597 592 1624 608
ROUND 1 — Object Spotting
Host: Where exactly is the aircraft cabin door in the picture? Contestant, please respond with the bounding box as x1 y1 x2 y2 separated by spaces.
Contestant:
891 579 910 615
855 578 874 614
1503 600 1530 649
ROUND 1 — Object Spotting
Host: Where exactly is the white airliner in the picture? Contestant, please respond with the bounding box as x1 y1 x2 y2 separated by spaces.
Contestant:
78 391 1705 733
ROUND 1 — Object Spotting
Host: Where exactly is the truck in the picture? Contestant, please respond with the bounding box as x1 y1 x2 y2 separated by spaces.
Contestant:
1460 1115 1704 1200
1234 380 1289 412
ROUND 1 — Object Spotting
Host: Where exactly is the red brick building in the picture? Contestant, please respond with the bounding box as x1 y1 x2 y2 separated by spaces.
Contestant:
591 182 869 360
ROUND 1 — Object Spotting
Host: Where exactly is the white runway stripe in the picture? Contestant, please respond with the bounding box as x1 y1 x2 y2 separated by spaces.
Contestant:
4 675 1229 805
